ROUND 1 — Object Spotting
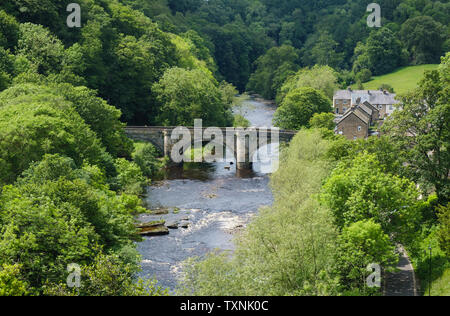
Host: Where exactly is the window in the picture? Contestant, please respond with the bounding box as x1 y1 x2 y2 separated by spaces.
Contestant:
336 108 339 114
343 107 347 112
357 126 362 131
389 105 393 110
343 100 348 104
353 136 357 140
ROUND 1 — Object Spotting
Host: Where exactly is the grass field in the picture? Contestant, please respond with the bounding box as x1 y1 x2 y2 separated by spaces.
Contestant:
425 268 450 296
353 64 439 94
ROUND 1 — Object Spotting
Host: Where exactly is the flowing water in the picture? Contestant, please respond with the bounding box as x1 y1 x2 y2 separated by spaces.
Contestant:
137 98 277 290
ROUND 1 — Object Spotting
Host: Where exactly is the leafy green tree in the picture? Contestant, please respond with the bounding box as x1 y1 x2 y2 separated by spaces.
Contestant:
16 23 65 76
44 252 168 296
277 65 338 103
178 130 339 296
400 16 446 64
132 142 161 178
352 27 405 76
153 67 233 126
383 53 450 203
0 88 115 184
0 83 133 158
355 69 372 83
302 31 344 69
0 10 19 50
336 220 397 293
273 87 332 130
309 112 335 130
0 264 28 296
246 45 299 100
321 153 420 239
113 158 146 195
0 154 143 292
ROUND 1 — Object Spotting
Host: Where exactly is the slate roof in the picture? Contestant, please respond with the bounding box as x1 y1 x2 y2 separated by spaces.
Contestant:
337 107 370 126
358 103 373 118
334 90 399 105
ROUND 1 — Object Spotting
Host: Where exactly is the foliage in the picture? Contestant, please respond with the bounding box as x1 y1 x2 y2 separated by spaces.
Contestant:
352 27 406 76
321 153 420 239
383 53 450 203
154 67 233 126
277 65 338 103
335 220 397 293
44 252 168 296
132 142 161 178
0 264 28 296
0 154 142 293
178 130 339 296
0 10 19 50
273 87 332 130
233 114 251 128
309 112 335 130
437 204 450 257
246 45 299 100
400 16 446 64
113 158 146 195
0 88 115 184
0 83 133 158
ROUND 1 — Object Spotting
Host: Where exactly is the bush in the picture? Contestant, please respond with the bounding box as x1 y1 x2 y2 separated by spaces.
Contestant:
132 142 161 178
114 158 146 195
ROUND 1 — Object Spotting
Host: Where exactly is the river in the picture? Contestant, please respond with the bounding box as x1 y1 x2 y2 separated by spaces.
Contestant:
136 98 277 290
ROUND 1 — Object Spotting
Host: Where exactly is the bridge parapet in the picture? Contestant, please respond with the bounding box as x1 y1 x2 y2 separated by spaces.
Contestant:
124 126 297 171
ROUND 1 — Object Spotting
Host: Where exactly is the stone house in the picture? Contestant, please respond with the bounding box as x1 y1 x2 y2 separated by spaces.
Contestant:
333 89 399 118
335 107 370 140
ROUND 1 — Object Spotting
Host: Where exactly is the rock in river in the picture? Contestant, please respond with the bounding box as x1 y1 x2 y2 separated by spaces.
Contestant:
137 222 169 236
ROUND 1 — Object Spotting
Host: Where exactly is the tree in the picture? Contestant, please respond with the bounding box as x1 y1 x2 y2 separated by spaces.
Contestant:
321 153 420 239
153 67 233 127
352 27 405 76
277 65 338 103
16 23 65 76
273 87 332 130
400 16 446 64
178 130 339 296
132 142 161 178
0 264 28 296
0 10 19 50
0 88 115 184
246 45 299 100
302 31 344 69
309 112 335 130
383 53 450 203
0 83 133 158
336 220 397 293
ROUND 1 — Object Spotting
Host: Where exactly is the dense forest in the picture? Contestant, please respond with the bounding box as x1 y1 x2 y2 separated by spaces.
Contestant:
1 1 449 122
0 0 448 296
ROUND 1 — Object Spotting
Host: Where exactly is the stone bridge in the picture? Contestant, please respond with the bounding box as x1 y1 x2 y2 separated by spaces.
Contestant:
125 126 297 170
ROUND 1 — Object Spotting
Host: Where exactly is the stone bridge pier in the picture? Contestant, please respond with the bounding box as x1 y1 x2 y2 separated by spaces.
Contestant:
125 126 296 171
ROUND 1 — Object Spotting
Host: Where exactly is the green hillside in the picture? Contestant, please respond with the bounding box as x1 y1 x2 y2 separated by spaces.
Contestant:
353 64 439 94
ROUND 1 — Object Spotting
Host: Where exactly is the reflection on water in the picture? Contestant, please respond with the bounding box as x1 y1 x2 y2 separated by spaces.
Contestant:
137 98 277 290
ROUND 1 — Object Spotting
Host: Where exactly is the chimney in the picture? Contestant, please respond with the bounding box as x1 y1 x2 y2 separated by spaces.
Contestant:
367 90 371 95
347 87 352 92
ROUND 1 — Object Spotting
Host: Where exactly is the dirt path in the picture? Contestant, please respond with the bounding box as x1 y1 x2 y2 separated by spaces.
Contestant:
385 245 417 296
